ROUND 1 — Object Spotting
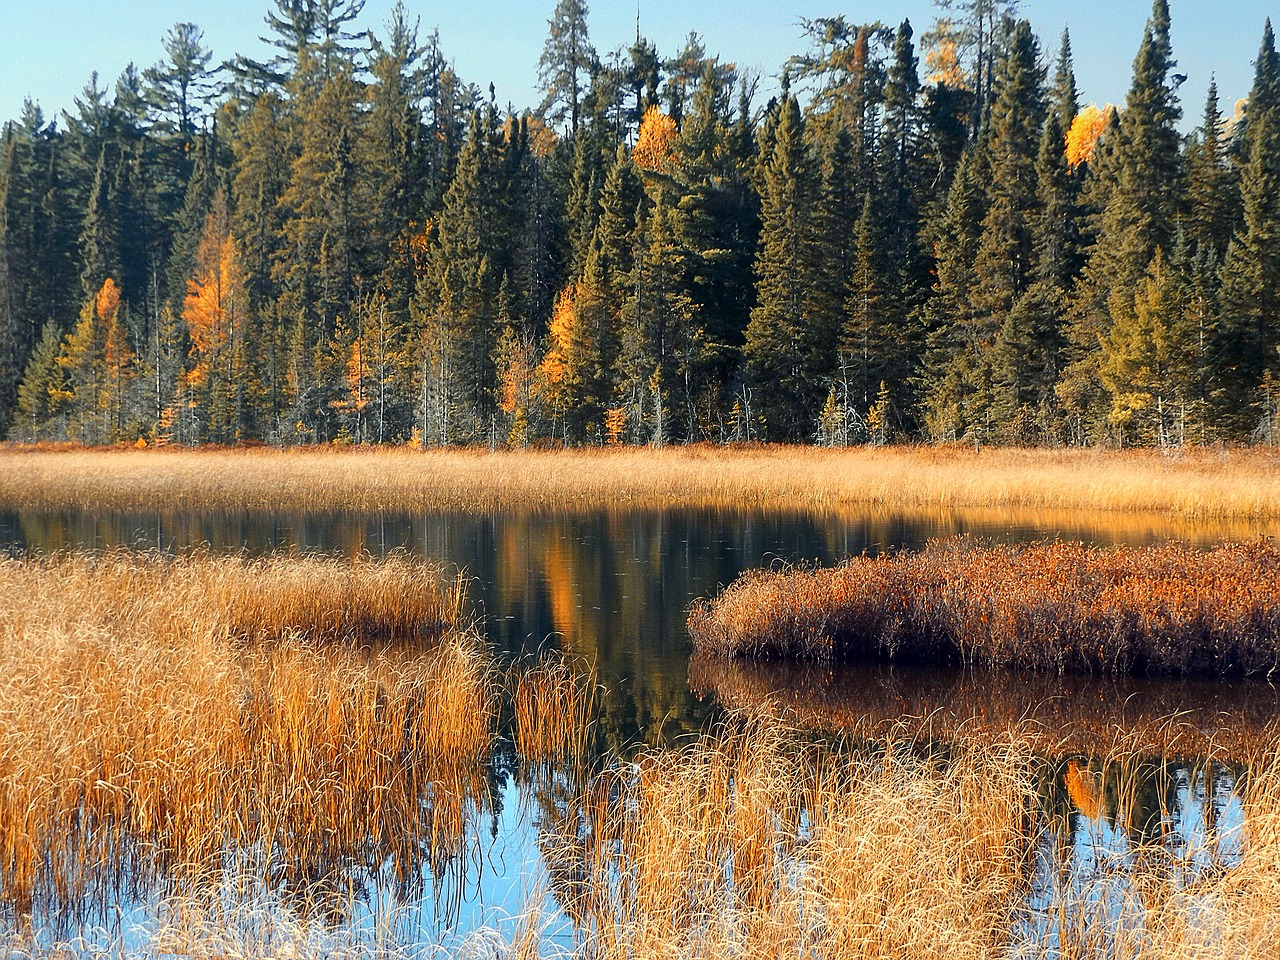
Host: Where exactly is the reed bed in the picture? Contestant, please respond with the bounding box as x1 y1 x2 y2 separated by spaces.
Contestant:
689 539 1280 677
539 721 1040 960
511 652 599 774
0 552 495 924
3 445 1280 523
690 656 1280 760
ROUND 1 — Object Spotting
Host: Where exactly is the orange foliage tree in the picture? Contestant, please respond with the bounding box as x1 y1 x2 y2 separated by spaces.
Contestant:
182 192 248 441
632 106 679 174
58 277 134 443
537 271 612 442
1066 104 1115 170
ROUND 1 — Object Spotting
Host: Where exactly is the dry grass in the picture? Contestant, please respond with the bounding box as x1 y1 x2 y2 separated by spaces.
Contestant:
0 552 494 922
1016 747 1280 959
689 539 1280 677
511 652 599 774
541 720 1039 960
2 445 1280 523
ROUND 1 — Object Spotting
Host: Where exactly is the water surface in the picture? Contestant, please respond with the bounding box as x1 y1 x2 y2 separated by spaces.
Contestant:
0 505 1272 953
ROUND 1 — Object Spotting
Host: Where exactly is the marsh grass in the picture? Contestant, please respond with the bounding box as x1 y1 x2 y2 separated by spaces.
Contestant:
512 652 599 776
3 445 1280 523
539 719 1040 960
0 552 494 924
690 539 1280 677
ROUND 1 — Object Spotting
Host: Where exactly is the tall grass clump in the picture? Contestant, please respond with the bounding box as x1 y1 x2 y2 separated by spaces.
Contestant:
690 539 1280 677
541 721 1039 960
512 651 599 775
0 552 494 925
1012 745 1280 959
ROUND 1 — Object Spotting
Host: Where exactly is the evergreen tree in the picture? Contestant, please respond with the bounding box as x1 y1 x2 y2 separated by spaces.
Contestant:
1099 249 1184 445
839 193 894 431
11 322 68 440
1217 20 1280 437
1060 0 1182 443
538 0 597 137
144 22 218 146
1050 28 1079 136
920 146 987 439
1183 80 1237 263
618 194 695 443
670 65 754 435
414 109 508 444
275 55 365 437
361 1 429 326
744 95 829 438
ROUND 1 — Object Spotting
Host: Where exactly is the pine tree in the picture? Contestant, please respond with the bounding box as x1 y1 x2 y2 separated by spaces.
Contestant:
930 20 1044 441
414 109 508 444
275 54 365 437
1060 0 1182 443
840 193 892 431
59 278 134 443
11 322 68 440
538 0 596 137
615 187 703 442
1050 28 1079 136
924 0 1020 137
143 22 218 147
920 146 987 440
361 2 429 325
1183 80 1237 263
1099 249 1183 445
670 65 753 434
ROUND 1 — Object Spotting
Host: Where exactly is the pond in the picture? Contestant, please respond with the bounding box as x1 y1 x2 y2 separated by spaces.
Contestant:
0 505 1271 955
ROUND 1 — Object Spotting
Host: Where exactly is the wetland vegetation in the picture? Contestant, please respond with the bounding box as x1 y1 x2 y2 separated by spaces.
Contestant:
3 445 1280 523
0 521 1276 958
1 448 1279 957
689 539 1280 677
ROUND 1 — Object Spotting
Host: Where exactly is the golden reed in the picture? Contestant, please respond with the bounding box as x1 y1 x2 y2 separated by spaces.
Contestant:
0 552 493 919
689 539 1280 677
2 445 1280 523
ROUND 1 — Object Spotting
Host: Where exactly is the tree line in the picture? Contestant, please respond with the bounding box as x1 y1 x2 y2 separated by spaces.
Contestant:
2 0 1278 448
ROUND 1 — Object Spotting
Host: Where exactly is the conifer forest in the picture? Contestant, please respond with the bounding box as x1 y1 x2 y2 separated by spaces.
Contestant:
2 0 1279 449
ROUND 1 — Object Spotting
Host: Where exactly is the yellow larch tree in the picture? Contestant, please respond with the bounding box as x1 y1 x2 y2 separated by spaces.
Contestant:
1066 104 1115 170
183 192 248 442
632 106 679 174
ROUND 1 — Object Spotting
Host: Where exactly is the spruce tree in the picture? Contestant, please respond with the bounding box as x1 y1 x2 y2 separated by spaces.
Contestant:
415 109 508 444
1060 0 1182 443
744 95 829 438
1183 80 1237 263
1217 20 1280 437
538 0 596 137
920 146 987 440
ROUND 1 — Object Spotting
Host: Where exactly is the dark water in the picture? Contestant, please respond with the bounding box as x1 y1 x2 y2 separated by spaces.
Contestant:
0 507 1271 952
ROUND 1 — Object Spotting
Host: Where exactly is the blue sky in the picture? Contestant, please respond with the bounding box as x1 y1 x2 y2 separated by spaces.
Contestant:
1 0 1274 130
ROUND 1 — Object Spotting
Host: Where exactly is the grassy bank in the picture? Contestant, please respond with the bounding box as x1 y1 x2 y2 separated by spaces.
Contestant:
689 539 1280 677
2 444 1280 522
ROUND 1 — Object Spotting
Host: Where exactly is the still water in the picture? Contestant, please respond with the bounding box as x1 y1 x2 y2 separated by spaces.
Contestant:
0 506 1270 953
